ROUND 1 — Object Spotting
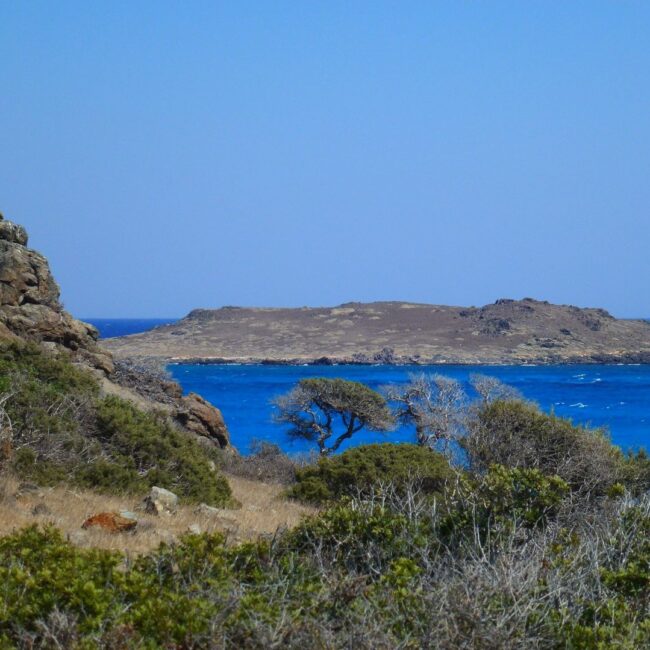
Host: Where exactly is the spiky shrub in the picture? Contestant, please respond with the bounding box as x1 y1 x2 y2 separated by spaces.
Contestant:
287 442 455 504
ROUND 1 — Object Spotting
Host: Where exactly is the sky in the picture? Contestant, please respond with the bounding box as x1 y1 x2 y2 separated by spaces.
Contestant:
1 2 649 318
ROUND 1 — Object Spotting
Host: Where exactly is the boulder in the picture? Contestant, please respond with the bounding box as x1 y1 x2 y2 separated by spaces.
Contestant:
0 220 28 246
142 486 178 515
82 512 138 533
194 503 222 517
175 392 230 448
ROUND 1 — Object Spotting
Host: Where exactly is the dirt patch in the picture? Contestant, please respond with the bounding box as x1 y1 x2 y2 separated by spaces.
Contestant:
0 474 314 553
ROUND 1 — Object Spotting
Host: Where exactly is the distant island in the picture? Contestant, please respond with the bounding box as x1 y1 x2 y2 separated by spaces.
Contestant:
104 299 650 365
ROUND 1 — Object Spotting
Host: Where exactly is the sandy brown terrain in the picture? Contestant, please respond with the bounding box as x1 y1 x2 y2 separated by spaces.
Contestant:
0 475 315 554
104 299 650 365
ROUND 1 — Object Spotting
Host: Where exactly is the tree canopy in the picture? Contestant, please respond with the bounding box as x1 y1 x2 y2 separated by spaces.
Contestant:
273 378 394 455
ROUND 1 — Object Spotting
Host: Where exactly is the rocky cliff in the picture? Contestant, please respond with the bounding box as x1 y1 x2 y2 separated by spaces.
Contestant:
0 214 113 373
105 299 650 365
0 213 231 449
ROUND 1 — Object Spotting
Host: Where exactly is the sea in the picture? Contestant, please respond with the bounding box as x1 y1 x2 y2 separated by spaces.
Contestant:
87 318 650 456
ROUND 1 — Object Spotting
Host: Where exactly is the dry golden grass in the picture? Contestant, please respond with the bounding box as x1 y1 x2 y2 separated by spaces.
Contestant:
0 473 315 554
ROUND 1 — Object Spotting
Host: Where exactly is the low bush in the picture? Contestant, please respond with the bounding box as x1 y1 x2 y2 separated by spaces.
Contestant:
0 485 648 648
441 464 570 544
0 342 232 506
221 440 300 484
620 448 650 495
287 442 455 504
463 399 624 496
0 343 99 474
87 396 233 505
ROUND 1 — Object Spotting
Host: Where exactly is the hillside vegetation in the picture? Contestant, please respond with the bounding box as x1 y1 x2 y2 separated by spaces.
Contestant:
0 342 232 507
2 346 650 647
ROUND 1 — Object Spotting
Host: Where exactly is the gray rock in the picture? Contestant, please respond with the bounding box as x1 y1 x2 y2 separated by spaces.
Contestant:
188 524 201 534
119 510 138 521
194 503 221 517
0 220 28 245
142 486 178 515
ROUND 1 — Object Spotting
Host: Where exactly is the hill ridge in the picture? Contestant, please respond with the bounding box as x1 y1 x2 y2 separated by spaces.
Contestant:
105 298 650 365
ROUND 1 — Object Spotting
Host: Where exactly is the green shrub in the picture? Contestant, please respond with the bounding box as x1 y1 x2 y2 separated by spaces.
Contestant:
463 399 623 496
0 525 124 644
9 447 69 486
83 396 233 506
442 464 570 541
287 443 455 504
0 343 100 479
0 492 649 648
0 342 232 506
620 448 650 495
548 503 650 648
0 342 99 398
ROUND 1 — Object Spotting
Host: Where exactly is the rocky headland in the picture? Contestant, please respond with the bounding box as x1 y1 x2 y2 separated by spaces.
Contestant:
105 300 650 366
0 213 232 450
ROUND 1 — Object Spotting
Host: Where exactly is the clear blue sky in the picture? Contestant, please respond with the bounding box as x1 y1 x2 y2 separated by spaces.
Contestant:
1 2 649 318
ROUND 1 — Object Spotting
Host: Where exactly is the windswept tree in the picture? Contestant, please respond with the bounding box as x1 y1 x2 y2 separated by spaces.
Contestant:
470 373 520 404
385 374 466 450
273 378 395 455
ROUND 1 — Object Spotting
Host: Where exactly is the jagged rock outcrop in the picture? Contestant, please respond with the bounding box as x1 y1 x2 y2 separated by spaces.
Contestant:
0 213 233 450
176 392 230 448
110 359 232 450
0 213 113 373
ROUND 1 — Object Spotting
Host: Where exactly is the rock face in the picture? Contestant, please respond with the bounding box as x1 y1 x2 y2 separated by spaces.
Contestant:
176 392 230 448
110 359 232 450
0 214 113 373
0 213 232 450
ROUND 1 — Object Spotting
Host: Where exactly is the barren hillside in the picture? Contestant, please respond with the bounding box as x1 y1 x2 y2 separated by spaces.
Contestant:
104 299 650 365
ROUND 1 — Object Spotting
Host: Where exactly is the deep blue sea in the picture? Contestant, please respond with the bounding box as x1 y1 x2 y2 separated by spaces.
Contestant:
86 318 178 339
86 319 650 456
168 363 650 456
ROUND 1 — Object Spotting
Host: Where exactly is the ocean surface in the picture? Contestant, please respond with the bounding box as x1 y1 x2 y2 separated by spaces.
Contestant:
86 318 178 338
85 319 650 456
168 363 650 456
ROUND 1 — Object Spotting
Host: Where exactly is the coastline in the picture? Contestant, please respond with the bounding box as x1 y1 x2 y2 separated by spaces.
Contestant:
161 352 650 367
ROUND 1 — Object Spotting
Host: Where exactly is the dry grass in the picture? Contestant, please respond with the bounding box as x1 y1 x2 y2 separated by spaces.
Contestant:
0 473 315 554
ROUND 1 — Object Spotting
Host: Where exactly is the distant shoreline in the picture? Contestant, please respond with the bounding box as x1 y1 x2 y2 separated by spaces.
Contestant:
164 355 650 367
102 300 650 367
